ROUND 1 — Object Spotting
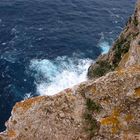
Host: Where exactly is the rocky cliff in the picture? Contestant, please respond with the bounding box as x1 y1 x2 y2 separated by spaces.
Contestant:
88 0 140 79
0 1 140 140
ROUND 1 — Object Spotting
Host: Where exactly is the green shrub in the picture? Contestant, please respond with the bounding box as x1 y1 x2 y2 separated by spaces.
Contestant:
86 98 101 112
84 112 99 132
112 36 131 67
83 98 101 137
88 60 112 79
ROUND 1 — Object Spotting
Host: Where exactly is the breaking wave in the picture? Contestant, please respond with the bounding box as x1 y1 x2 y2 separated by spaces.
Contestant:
29 39 110 96
99 41 110 54
30 56 92 96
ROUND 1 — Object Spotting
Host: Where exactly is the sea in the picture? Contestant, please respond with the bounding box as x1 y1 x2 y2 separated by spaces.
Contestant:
0 0 136 131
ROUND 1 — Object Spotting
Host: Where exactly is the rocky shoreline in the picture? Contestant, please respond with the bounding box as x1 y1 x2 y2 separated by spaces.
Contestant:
0 0 140 139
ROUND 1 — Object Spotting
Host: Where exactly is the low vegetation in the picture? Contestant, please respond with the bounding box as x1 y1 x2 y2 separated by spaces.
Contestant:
133 16 138 26
86 98 101 112
88 60 112 78
84 98 101 138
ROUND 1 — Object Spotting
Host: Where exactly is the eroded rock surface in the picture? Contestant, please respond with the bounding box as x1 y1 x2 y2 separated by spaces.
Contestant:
0 0 140 140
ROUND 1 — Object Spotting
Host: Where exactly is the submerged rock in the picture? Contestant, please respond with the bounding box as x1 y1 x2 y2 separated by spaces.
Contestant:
0 0 140 140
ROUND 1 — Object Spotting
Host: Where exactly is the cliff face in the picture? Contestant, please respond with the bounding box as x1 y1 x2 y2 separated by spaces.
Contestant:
88 0 140 79
0 1 140 140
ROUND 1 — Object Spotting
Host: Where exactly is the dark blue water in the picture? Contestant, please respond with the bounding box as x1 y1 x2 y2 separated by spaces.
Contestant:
0 0 136 131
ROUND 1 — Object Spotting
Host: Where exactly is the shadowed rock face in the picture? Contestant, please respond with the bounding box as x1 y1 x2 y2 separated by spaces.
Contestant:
0 1 140 140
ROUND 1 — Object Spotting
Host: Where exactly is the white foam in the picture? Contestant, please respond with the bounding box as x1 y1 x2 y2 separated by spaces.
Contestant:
98 32 110 54
24 93 32 100
30 56 92 96
99 41 110 54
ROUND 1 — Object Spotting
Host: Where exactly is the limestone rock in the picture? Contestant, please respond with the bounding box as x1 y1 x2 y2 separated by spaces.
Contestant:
0 0 140 140
0 66 140 140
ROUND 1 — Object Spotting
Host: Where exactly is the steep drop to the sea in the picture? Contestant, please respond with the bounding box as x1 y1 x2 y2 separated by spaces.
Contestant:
87 0 140 79
0 0 140 140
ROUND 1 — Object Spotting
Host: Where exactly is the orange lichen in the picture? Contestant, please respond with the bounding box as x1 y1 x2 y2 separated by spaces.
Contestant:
111 127 119 134
116 65 140 75
134 87 140 97
13 96 45 112
7 130 16 138
112 108 121 116
122 52 129 63
90 86 96 93
117 68 125 75
101 108 121 133
125 114 134 122
101 108 135 134
118 52 129 69
101 116 119 126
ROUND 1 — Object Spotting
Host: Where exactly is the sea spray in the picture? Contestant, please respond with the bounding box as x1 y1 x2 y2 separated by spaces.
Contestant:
99 41 110 54
30 56 92 95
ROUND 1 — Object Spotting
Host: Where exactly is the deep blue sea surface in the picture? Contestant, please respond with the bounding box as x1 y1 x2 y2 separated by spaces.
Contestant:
0 0 136 131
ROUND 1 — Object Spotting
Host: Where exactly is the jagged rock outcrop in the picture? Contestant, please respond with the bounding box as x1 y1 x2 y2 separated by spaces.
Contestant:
88 0 140 79
0 66 140 140
0 1 140 140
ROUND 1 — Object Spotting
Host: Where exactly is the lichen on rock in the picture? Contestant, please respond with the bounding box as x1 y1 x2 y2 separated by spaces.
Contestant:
0 0 140 140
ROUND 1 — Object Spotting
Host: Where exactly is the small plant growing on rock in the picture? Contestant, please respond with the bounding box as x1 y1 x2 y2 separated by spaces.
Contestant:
112 34 131 68
86 98 101 112
88 60 112 78
133 16 138 26
84 113 99 133
83 98 101 138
